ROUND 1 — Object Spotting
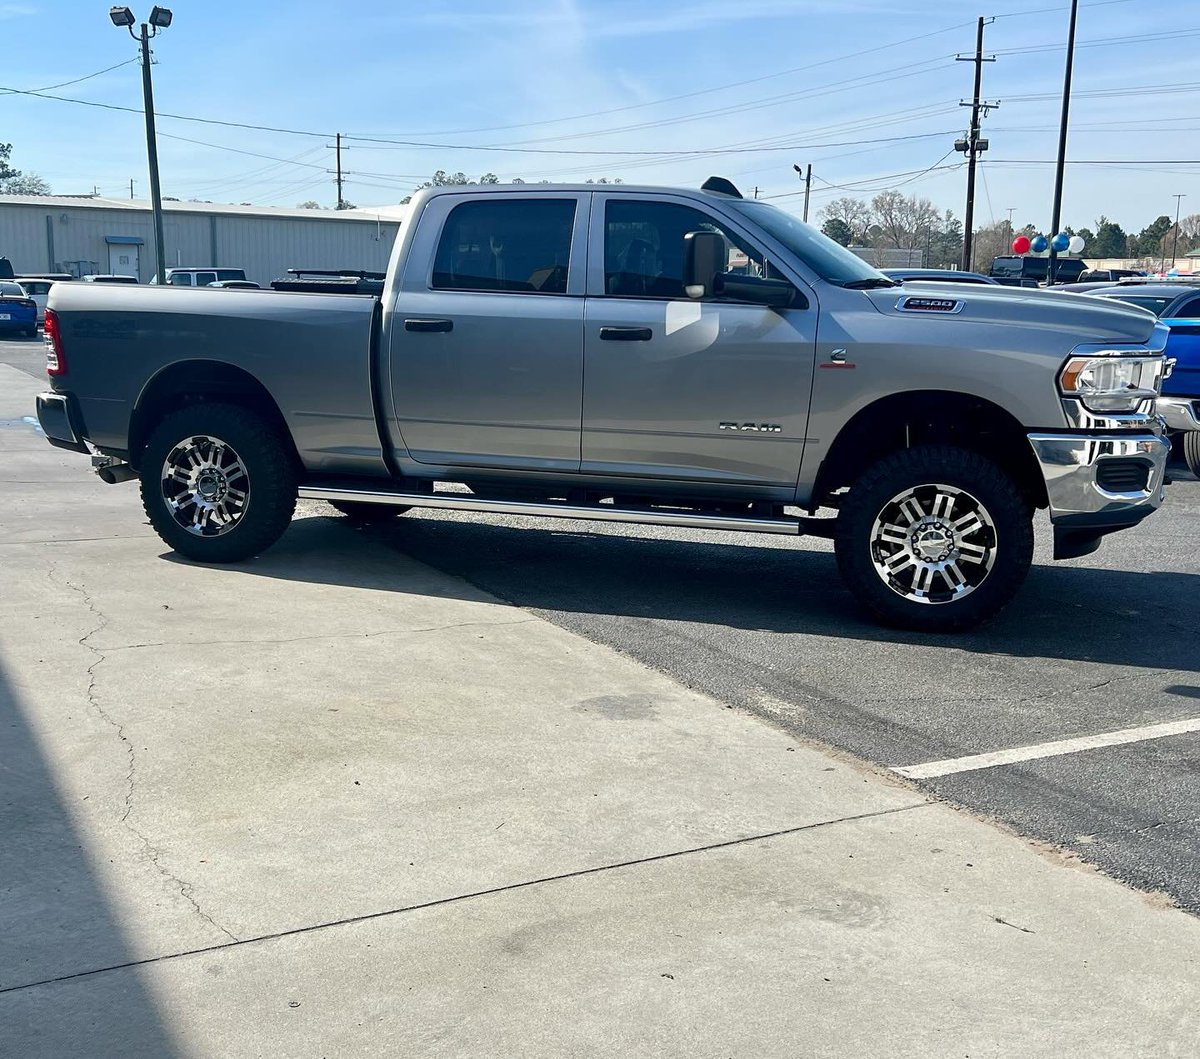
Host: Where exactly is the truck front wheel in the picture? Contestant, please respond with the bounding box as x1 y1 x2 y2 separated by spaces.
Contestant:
834 445 1033 632
140 403 298 563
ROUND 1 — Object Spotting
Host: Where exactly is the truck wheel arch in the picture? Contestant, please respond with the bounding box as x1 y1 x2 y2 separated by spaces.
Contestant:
813 390 1048 512
128 360 297 471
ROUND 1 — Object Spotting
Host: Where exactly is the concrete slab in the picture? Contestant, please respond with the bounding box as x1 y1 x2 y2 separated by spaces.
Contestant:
3 806 1197 1059
1 524 921 987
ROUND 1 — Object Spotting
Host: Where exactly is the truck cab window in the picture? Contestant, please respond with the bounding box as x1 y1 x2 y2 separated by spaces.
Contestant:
433 199 576 294
605 200 765 299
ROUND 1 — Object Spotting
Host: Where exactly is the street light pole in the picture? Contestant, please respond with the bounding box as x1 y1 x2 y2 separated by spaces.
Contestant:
111 7 172 283
138 21 167 284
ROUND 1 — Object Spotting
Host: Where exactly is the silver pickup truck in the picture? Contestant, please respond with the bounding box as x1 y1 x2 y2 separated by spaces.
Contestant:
36 177 1170 632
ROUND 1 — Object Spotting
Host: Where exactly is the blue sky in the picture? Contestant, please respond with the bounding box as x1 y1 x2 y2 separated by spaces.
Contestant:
0 0 1194 234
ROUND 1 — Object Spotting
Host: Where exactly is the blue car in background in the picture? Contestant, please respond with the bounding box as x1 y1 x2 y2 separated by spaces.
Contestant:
1085 282 1200 476
0 281 38 338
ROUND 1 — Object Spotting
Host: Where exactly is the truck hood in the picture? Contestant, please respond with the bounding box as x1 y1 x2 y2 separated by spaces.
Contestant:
863 282 1161 347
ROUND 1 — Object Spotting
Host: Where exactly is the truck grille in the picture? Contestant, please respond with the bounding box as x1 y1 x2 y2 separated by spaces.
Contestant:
1096 459 1151 493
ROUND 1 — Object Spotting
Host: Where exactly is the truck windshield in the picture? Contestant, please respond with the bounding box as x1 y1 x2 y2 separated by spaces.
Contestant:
726 200 890 287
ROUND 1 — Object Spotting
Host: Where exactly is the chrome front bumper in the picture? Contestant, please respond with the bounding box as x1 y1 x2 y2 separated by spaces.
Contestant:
1027 427 1171 558
1157 397 1200 433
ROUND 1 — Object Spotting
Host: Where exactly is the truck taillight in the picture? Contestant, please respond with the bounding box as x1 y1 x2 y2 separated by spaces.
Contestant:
44 308 66 376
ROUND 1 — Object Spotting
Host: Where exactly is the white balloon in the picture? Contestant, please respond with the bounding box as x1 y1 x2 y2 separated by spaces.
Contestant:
1068 235 1086 254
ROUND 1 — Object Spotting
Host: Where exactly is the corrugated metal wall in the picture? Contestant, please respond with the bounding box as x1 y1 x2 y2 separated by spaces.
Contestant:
0 203 400 285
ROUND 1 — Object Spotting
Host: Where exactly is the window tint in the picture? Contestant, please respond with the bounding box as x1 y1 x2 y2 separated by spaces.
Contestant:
1103 294 1173 316
433 199 575 294
0 282 25 295
604 200 765 299
1173 296 1200 318
22 281 50 295
216 269 246 281
169 273 192 286
195 272 217 286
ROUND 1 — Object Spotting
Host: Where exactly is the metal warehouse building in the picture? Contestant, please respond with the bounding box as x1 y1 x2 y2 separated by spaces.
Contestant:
0 195 405 286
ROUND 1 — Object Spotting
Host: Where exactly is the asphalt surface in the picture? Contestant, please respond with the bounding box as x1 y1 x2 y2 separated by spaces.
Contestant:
349 483 1200 912
6 334 1197 914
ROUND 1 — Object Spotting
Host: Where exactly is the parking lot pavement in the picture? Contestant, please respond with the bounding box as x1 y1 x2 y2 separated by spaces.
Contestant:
3 345 1199 1056
327 459 1200 914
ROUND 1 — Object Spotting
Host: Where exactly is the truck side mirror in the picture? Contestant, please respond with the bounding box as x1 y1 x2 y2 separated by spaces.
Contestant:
683 230 726 300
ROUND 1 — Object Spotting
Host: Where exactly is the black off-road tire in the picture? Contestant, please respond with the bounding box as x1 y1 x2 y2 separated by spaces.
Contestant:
835 445 1034 633
140 402 298 563
328 499 411 523
1183 431 1200 478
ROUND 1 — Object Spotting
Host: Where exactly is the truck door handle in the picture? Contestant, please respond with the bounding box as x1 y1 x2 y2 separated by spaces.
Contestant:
404 318 453 333
599 326 652 342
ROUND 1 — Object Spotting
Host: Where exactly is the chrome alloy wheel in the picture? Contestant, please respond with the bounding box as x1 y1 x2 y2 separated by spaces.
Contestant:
160 434 250 537
869 483 998 605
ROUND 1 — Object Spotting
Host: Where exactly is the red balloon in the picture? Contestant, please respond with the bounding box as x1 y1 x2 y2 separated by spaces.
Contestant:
1012 235 1031 254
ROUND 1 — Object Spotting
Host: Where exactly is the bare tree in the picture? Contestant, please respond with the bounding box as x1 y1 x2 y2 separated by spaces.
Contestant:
819 197 873 244
869 191 940 250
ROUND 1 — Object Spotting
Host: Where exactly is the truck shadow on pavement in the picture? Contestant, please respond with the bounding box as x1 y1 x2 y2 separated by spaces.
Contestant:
0 660 180 1054
219 512 1198 676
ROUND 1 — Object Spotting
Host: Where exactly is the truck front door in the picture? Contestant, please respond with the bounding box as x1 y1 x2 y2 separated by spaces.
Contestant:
389 193 587 472
581 195 816 489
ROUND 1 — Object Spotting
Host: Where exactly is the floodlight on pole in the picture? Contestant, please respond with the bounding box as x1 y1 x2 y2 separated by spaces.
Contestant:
110 7 173 284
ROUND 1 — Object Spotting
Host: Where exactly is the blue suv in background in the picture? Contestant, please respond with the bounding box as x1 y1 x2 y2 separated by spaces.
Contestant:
1085 282 1200 476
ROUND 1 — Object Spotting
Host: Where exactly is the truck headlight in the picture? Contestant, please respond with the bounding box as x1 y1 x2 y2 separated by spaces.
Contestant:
1059 354 1164 413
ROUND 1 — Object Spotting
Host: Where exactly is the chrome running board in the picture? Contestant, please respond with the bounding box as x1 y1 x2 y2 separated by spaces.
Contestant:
299 483 808 536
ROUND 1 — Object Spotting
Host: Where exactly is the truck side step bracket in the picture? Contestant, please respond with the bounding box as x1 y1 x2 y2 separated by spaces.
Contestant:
298 484 820 537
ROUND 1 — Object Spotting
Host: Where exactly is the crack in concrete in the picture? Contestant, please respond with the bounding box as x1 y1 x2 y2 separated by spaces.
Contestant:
0 800 931 997
98 617 541 653
50 568 239 944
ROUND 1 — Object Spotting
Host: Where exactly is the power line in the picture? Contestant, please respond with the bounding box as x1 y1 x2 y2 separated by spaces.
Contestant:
0 57 139 96
344 20 980 139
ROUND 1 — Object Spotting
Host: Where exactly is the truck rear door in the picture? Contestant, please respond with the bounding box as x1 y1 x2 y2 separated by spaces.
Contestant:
389 192 588 471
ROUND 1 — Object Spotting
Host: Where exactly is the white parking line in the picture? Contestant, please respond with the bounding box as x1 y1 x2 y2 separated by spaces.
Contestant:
893 717 1200 780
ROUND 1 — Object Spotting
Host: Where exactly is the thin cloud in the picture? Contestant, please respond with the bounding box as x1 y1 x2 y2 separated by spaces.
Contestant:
0 3 35 17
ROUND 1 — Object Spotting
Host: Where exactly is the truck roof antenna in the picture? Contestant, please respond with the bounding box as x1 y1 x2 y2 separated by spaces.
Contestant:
701 176 743 199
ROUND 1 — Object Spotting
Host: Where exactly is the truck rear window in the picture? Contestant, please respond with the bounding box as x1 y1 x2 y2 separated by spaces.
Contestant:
432 199 575 295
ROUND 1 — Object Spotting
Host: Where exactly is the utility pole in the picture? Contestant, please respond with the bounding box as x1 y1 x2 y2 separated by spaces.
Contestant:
1047 0 1079 286
336 132 344 210
130 178 136 200
1171 193 1186 270
1005 207 1016 229
956 17 996 272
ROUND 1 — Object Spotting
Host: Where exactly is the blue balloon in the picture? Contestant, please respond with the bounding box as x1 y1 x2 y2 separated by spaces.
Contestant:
1051 232 1070 253
1031 235 1049 253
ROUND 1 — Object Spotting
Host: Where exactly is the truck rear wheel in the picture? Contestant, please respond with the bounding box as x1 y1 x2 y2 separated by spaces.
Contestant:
140 403 297 563
328 499 411 522
834 445 1033 632
1183 431 1200 478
